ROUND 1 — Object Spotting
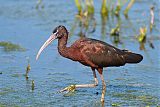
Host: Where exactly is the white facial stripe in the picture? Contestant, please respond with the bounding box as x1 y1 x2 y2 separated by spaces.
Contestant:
53 30 58 35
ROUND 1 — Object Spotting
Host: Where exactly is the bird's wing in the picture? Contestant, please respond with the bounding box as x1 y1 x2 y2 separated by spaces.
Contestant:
73 38 126 67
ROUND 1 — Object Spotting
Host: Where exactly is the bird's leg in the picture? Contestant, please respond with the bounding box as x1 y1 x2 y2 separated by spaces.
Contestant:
75 67 98 88
92 67 99 86
97 68 106 103
59 67 98 93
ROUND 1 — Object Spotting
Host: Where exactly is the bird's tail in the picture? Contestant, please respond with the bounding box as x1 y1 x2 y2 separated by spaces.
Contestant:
122 50 143 63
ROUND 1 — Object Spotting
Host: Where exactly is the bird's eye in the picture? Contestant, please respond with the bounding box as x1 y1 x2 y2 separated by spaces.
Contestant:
52 29 57 34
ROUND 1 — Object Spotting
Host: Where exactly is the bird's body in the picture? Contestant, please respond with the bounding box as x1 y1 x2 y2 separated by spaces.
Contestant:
36 25 143 103
58 37 142 68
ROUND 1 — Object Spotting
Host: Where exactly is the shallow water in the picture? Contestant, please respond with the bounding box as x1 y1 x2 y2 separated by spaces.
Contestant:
0 0 160 107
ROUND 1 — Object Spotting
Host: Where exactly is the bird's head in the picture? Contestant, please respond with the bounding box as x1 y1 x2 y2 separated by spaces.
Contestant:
36 25 68 60
52 25 68 39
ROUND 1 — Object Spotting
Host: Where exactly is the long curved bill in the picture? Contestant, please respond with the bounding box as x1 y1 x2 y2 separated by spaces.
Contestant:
36 34 57 60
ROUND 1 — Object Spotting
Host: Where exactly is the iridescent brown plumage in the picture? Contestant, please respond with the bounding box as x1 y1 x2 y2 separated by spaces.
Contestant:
36 25 143 102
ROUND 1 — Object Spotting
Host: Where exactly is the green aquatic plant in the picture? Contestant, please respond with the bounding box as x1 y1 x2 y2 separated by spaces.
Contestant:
124 0 135 16
75 0 94 15
74 0 96 35
75 0 83 15
112 92 159 106
0 41 26 52
111 103 120 106
101 0 108 16
31 80 35 90
150 6 154 32
114 0 121 16
25 57 31 80
74 0 134 18
136 27 148 50
157 104 160 107
110 25 120 36
85 0 94 15
110 25 121 45
137 27 147 43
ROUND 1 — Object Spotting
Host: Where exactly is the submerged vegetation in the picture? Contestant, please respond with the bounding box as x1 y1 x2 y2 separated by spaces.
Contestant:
112 92 160 106
0 41 26 52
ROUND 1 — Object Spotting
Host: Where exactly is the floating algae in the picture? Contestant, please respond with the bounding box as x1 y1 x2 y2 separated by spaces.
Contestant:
112 92 159 106
0 87 15 96
0 105 6 107
11 73 20 78
112 103 121 106
0 41 26 52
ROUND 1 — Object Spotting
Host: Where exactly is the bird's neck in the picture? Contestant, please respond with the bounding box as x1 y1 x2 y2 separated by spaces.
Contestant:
58 35 69 57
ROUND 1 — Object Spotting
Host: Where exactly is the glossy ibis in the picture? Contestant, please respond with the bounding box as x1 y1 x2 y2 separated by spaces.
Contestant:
36 25 143 102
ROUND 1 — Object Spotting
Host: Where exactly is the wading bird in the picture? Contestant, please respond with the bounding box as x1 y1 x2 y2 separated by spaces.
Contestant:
36 25 143 102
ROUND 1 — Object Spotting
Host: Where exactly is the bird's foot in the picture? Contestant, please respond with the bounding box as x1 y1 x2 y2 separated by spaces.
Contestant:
58 84 76 93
